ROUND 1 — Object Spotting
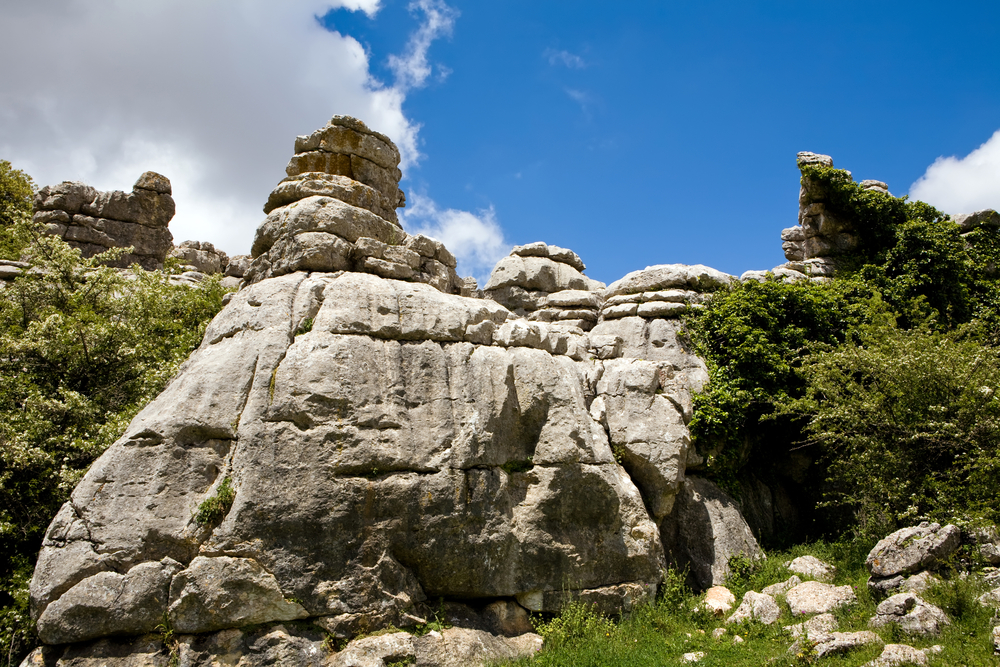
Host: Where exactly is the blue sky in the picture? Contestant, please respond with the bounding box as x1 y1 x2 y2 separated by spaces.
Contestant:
2 1 999 285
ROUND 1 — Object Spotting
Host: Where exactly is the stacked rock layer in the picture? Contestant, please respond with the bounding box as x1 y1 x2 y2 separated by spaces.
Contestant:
33 172 175 270
484 242 604 330
245 116 463 294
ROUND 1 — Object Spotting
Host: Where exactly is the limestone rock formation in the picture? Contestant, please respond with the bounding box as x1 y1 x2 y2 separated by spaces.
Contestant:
245 116 465 294
169 240 230 275
779 152 860 273
868 593 950 636
33 172 175 270
484 242 605 329
25 117 766 666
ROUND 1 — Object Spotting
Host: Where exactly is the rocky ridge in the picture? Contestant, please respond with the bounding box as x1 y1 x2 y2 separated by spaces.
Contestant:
32 172 175 270
23 119 1000 666
23 116 763 667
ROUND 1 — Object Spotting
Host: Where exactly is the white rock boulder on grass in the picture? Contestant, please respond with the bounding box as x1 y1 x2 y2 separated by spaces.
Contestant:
785 581 857 615
866 522 961 578
702 586 736 616
785 555 836 582
726 591 780 625
869 593 950 636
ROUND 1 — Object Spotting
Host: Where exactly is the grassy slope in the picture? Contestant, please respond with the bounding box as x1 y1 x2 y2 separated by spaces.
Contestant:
501 541 998 667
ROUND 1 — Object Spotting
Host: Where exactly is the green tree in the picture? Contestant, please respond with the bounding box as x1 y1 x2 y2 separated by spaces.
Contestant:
776 319 1000 539
0 160 35 260
0 218 229 663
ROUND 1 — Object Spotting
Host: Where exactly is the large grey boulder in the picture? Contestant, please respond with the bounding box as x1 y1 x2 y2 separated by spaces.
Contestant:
169 240 229 274
35 558 181 644
29 269 665 645
660 477 763 589
785 581 856 615
605 264 733 297
726 591 779 625
866 522 961 578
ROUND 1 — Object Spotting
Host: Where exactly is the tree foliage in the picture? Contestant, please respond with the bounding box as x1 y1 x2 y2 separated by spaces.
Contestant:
690 161 1000 539
0 216 228 662
0 160 35 260
777 319 1000 538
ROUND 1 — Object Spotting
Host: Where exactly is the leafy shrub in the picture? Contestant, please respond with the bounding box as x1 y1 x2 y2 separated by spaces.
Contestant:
777 318 1000 538
0 216 229 664
195 476 236 525
532 600 615 648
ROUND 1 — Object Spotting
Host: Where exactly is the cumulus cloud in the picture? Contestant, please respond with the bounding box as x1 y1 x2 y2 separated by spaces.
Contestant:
910 129 1000 215
545 48 586 69
388 0 459 93
399 193 509 284
0 0 490 263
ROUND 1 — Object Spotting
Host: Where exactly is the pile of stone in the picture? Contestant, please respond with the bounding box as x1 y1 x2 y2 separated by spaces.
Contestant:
778 152 864 278
244 116 465 294
32 172 175 270
483 242 604 329
169 240 230 275
599 264 733 322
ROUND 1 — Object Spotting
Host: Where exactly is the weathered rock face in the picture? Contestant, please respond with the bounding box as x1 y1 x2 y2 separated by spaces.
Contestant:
660 476 763 589
245 116 465 294
26 117 766 666
33 172 175 270
779 152 861 272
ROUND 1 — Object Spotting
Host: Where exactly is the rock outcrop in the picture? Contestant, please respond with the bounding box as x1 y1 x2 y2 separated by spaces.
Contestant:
25 117 766 666
245 116 464 294
33 172 175 270
484 242 604 329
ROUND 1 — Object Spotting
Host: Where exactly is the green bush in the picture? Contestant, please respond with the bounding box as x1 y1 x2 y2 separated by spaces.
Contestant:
0 216 229 663
776 318 1000 539
0 160 34 260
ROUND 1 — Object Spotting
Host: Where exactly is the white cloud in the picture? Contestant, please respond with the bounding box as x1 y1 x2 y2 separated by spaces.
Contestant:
388 0 459 93
545 48 586 69
0 0 486 259
399 193 509 284
910 129 1000 215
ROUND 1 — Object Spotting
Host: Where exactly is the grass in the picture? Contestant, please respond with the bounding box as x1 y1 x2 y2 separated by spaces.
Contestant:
498 541 1000 667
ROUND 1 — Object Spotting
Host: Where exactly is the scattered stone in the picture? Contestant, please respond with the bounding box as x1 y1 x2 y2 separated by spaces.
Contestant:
762 575 802 597
868 593 950 636
785 555 836 582
703 586 736 616
785 612 838 638
814 631 882 658
681 652 705 663
727 591 780 625
993 624 1000 654
977 587 1000 607
712 627 726 640
866 522 961 578
786 581 857 615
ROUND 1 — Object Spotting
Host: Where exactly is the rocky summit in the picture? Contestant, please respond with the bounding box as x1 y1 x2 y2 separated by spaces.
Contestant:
23 117 999 666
